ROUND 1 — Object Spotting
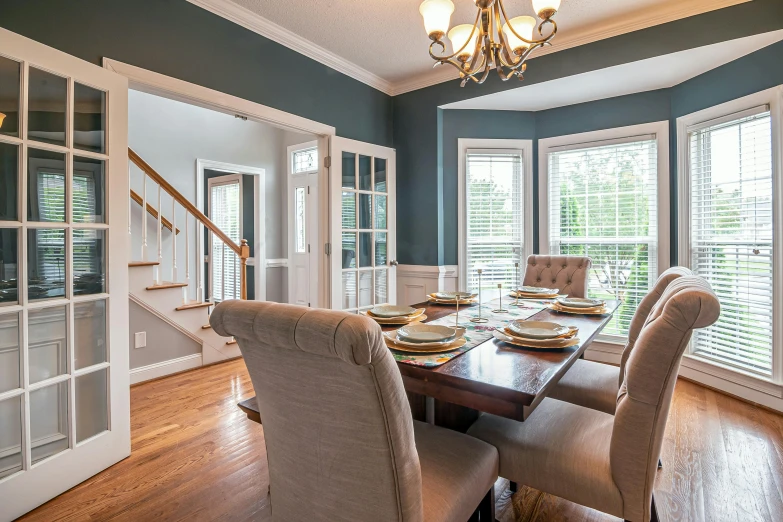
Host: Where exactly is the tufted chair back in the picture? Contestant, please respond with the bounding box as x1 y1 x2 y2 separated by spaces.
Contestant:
618 266 693 386
610 276 719 522
210 300 424 521
521 255 592 297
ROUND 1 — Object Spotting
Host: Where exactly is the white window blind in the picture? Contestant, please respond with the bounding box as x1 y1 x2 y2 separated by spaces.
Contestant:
210 180 241 302
688 111 773 376
548 137 658 337
293 147 318 173
37 172 65 282
465 151 524 292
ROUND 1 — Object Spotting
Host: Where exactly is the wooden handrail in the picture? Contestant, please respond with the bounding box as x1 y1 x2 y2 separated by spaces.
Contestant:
129 147 250 300
129 189 180 234
129 148 243 256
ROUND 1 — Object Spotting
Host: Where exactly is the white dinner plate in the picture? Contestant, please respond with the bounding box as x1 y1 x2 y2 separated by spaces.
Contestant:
383 328 466 348
369 304 418 318
432 291 477 300
555 297 605 309
507 320 571 340
518 286 558 295
397 324 458 343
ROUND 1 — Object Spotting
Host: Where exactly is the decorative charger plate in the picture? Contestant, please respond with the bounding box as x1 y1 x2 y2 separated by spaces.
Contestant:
397 324 459 343
383 329 466 349
384 336 467 353
506 320 572 340
550 303 607 315
518 286 558 294
432 291 477 300
510 290 559 299
361 310 427 325
555 297 605 309
369 304 418 318
493 329 580 349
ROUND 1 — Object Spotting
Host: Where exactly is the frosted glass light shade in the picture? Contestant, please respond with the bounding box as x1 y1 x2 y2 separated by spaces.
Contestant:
420 0 455 38
503 16 536 52
532 0 560 17
448 24 478 59
0 113 5 129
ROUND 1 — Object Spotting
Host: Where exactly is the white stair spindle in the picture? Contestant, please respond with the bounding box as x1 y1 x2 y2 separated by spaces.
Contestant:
142 172 148 260
156 184 162 284
196 220 203 303
172 197 177 283
184 211 190 304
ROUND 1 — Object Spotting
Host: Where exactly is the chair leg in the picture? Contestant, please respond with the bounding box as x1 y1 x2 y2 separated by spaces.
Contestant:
475 487 495 521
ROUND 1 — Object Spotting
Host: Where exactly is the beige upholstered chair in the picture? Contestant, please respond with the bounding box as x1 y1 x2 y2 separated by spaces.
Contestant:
467 276 720 522
210 301 499 522
550 266 693 415
522 255 591 297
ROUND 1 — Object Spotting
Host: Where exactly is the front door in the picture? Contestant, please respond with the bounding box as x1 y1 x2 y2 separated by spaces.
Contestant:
329 137 396 311
0 29 129 520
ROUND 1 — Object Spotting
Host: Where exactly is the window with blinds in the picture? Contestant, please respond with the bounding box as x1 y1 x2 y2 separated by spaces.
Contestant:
687 110 773 376
464 151 524 293
210 180 241 302
548 137 658 337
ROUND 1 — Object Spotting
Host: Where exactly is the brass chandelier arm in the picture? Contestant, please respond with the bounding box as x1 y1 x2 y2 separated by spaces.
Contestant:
427 10 481 63
496 0 557 46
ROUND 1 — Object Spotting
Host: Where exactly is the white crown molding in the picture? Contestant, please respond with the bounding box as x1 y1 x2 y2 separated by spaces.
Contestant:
391 0 751 95
189 0 748 97
187 0 394 95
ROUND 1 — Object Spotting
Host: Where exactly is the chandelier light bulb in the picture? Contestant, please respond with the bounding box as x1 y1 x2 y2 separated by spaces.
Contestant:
448 24 478 59
532 0 560 18
503 16 536 54
420 0 455 40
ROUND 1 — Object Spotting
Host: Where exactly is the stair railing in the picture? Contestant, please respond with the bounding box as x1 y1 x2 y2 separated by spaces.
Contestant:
128 148 249 303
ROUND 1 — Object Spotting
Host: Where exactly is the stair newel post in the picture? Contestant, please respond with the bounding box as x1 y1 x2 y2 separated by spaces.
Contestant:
156 184 163 284
172 197 177 283
184 211 189 305
240 239 249 300
142 172 148 260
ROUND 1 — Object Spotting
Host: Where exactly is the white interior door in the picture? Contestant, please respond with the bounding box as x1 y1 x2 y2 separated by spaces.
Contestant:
0 29 129 520
329 137 396 311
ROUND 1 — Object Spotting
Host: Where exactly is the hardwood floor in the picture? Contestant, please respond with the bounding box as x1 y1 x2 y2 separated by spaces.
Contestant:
18 359 783 522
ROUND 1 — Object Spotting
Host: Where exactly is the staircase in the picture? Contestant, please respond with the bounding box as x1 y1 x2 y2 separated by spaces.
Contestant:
127 149 250 376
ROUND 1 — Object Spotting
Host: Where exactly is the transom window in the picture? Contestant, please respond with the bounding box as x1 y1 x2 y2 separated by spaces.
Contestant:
292 147 318 174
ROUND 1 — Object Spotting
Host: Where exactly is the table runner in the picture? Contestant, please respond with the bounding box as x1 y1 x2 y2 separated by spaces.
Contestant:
391 299 545 368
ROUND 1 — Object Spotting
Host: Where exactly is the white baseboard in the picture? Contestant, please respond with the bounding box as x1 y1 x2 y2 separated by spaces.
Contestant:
397 265 458 306
130 353 203 385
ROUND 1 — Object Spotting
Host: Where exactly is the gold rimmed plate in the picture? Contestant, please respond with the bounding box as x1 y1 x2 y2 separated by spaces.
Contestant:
493 329 580 349
549 303 608 315
361 309 427 324
383 335 467 353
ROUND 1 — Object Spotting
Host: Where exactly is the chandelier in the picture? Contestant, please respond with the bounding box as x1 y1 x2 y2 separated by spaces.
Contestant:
419 0 560 86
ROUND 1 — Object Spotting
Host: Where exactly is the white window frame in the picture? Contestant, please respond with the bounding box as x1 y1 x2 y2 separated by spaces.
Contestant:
207 174 243 302
676 86 783 399
538 121 671 343
458 138 534 290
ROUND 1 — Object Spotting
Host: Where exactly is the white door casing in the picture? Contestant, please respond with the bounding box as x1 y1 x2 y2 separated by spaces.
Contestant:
0 28 130 521
329 137 396 311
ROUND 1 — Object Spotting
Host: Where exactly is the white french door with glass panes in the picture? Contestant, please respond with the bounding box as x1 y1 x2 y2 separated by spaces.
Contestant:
678 87 783 385
539 122 669 340
330 137 396 311
0 28 129 520
208 174 242 302
458 139 533 295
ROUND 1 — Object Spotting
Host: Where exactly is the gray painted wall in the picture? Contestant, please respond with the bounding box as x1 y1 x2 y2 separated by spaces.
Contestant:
129 300 200 370
1 0 392 147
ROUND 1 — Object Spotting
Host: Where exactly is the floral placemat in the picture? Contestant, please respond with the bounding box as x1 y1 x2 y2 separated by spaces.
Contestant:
391 299 545 368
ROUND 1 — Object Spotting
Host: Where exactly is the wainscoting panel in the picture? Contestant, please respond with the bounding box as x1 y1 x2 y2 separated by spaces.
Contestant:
396 265 458 306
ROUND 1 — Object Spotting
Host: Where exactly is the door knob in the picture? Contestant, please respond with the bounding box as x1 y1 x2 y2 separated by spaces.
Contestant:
389 259 399 266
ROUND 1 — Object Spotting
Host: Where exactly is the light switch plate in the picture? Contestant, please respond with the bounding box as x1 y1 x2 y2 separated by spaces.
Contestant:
134 331 147 349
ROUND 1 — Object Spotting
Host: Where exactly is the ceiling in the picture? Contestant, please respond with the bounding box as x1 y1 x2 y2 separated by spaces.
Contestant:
190 0 750 95
443 29 783 111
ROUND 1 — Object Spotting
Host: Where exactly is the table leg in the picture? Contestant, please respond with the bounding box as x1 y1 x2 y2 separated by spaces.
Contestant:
426 396 435 425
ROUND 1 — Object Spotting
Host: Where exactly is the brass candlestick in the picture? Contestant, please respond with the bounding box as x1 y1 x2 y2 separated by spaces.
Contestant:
492 283 508 313
470 269 488 323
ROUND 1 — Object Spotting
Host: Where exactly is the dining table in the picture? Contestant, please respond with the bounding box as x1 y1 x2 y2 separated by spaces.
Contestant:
237 299 619 432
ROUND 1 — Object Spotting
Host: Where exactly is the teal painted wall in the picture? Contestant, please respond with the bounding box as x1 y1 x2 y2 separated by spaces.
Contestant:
1 0 393 147
395 0 783 265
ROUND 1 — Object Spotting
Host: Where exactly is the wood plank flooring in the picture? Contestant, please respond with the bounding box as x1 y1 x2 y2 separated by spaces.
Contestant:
18 359 783 522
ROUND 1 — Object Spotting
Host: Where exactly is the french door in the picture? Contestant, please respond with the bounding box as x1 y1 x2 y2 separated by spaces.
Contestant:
0 29 129 520
330 137 396 311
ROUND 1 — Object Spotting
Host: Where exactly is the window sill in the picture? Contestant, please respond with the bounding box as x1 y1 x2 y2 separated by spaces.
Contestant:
681 354 783 399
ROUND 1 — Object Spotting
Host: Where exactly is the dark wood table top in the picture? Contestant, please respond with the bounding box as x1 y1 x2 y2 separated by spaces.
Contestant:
238 299 618 424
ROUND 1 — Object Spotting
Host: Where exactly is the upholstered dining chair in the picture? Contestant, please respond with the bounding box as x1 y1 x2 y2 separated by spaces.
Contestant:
467 276 720 522
521 255 591 297
549 266 693 415
210 300 499 522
